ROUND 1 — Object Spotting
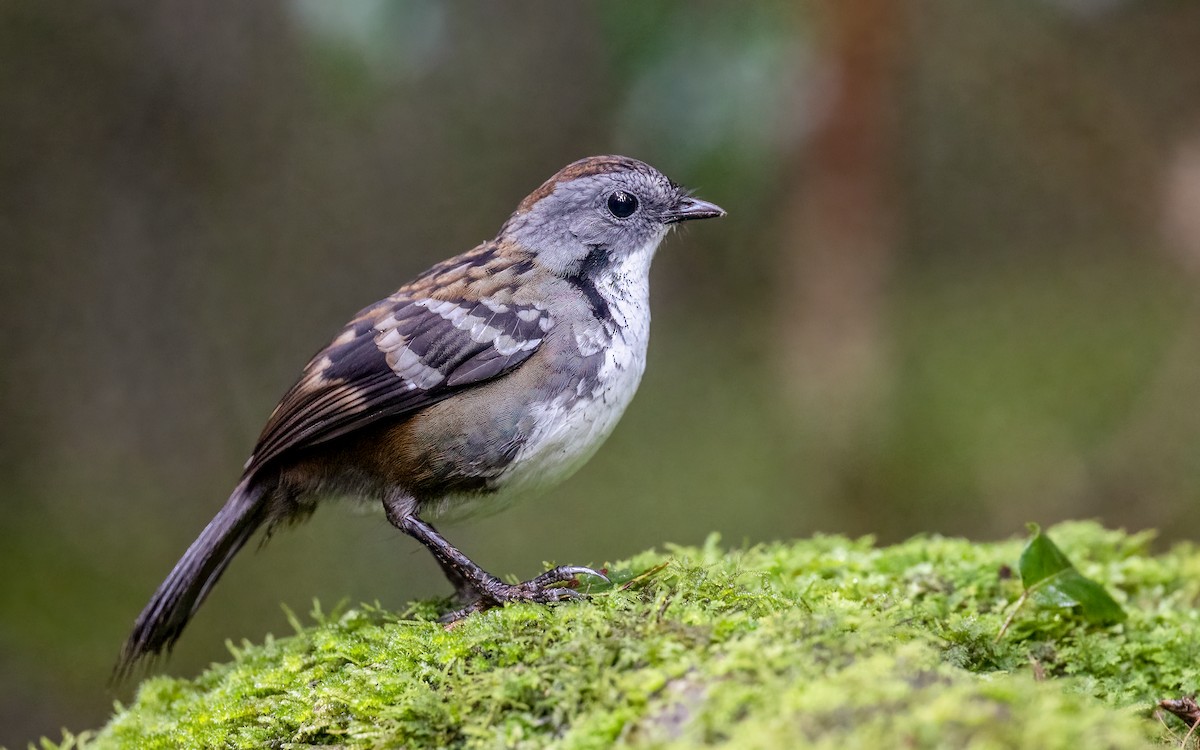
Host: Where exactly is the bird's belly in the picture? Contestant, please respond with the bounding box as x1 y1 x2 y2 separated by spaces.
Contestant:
433 272 653 520
499 366 644 497
494 286 653 503
427 363 643 522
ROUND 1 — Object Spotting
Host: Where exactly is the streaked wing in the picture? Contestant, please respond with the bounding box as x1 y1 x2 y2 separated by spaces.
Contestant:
243 281 551 477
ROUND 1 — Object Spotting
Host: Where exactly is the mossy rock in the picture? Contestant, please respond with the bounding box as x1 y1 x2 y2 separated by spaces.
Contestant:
48 522 1200 749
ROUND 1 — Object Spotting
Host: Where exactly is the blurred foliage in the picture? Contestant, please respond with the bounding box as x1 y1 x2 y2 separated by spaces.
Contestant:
2 0 1200 746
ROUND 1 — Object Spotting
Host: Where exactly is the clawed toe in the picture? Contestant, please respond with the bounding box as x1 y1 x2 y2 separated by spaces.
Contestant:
528 584 583 602
527 565 609 588
440 564 605 624
439 600 486 625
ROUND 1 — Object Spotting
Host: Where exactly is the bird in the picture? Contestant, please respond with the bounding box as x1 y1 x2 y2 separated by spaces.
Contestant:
116 155 725 677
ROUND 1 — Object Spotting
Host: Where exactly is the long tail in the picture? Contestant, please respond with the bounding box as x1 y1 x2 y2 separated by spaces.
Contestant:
115 478 270 680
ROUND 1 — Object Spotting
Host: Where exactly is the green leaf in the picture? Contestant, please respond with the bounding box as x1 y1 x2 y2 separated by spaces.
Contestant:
1017 523 1126 625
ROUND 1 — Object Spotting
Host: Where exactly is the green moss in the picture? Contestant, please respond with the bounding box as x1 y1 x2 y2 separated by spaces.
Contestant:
49 523 1200 749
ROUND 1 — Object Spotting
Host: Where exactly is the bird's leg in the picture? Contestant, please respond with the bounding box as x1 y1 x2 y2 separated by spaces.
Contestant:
434 556 481 607
383 497 607 623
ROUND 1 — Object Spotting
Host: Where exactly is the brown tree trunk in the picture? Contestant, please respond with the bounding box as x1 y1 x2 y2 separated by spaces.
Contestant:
776 0 907 464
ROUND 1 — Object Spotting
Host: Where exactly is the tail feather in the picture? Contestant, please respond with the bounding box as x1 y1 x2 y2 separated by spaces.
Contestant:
115 478 269 680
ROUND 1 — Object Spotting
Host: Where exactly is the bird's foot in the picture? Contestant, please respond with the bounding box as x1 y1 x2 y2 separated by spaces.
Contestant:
440 565 608 624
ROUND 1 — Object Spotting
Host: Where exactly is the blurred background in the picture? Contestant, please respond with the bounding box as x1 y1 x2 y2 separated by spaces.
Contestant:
3 0 1200 744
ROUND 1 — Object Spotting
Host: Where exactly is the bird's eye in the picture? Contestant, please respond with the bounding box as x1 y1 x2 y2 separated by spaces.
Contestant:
606 190 639 219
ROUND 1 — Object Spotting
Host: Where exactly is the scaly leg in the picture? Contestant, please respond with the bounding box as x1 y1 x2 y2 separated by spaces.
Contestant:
384 497 607 623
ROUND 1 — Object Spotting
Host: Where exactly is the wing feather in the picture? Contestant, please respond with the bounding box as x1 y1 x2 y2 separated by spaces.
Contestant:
243 285 551 476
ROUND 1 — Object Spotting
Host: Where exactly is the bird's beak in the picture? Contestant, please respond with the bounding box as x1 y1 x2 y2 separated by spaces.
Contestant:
665 196 726 224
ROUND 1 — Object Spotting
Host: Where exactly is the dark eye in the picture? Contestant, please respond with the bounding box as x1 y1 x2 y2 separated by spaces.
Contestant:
606 190 639 218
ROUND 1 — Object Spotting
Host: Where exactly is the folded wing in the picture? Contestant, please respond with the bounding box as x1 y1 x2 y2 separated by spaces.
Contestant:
244 292 551 476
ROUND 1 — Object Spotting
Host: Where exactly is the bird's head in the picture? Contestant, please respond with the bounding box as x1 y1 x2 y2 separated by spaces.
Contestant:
500 155 725 277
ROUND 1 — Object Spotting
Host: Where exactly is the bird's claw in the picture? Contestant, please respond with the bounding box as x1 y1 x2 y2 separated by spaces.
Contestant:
527 565 609 588
439 564 607 625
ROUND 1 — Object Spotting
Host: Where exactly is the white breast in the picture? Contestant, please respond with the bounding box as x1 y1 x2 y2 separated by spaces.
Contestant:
495 241 657 499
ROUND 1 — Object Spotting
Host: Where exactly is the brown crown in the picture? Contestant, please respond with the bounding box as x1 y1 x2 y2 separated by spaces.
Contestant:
516 155 656 213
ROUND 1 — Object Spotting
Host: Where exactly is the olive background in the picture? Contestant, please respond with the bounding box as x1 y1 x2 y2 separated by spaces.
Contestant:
3 1 1200 745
